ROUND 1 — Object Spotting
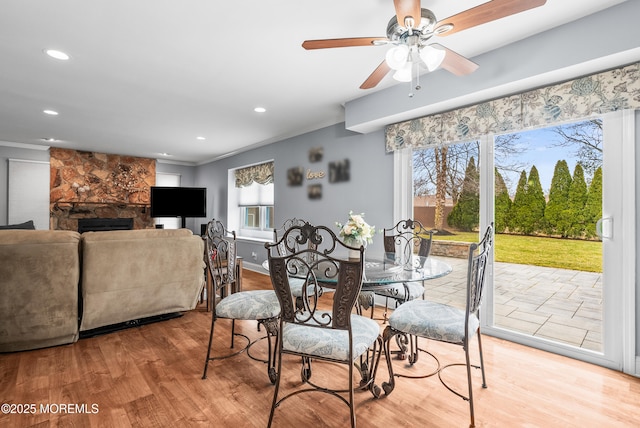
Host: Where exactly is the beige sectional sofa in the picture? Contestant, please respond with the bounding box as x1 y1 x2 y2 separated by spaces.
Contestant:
0 228 205 352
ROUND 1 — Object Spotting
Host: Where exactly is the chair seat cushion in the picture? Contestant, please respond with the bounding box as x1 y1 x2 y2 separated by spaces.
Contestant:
216 290 280 320
374 281 424 301
282 313 380 362
388 300 479 345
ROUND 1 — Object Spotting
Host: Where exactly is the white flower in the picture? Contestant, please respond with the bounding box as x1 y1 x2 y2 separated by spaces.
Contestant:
336 211 376 245
351 214 364 224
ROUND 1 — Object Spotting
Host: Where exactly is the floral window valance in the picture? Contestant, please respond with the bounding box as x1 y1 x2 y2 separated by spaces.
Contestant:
235 161 274 187
386 62 640 152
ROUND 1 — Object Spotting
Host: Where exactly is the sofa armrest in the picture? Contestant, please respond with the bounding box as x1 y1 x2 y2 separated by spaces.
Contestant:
0 230 81 352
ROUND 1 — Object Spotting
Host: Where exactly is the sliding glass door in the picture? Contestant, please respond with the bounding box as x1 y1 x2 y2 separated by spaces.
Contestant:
410 111 635 370
479 112 634 370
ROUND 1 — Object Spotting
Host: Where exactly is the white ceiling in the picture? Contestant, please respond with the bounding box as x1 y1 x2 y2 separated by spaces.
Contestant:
0 0 628 164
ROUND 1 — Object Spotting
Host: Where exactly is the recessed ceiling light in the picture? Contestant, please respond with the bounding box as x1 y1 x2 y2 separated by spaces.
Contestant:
43 109 59 115
45 49 70 60
42 138 59 142
196 136 206 140
254 107 266 113
159 153 173 157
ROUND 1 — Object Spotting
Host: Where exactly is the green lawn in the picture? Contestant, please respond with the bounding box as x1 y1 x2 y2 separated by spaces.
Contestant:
433 231 602 273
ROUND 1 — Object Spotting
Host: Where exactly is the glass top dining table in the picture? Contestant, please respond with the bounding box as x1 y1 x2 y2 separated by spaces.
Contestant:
359 254 452 290
262 253 452 291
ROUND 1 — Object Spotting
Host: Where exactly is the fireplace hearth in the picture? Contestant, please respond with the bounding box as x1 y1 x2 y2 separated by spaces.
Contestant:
78 218 134 233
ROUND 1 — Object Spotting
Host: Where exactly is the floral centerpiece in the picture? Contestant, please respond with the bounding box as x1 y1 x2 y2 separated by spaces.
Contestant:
335 211 376 248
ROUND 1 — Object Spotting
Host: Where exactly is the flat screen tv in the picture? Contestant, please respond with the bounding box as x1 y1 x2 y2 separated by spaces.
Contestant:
150 186 207 228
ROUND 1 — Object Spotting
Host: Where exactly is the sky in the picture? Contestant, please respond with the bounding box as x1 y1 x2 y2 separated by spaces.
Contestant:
413 120 601 198
500 125 590 196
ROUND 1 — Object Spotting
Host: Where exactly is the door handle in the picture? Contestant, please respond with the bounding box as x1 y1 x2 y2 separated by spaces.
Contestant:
596 217 613 239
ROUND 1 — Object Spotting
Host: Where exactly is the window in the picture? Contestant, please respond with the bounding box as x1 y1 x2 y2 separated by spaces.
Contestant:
241 204 274 230
238 181 274 235
228 161 274 240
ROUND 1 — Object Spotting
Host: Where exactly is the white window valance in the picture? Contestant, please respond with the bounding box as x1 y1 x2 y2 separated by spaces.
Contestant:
386 62 640 151
234 161 274 187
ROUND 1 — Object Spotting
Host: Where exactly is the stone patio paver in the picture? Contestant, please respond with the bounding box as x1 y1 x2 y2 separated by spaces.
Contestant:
424 256 603 352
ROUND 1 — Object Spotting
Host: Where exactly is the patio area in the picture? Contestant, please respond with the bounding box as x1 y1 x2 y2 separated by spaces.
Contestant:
424 256 603 351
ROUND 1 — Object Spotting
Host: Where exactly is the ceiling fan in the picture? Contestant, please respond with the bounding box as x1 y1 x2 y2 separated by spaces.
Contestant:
302 0 547 94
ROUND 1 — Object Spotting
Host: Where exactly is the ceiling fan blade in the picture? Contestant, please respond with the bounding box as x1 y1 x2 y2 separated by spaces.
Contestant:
302 37 387 50
393 0 422 28
360 60 391 89
435 0 547 36
432 44 479 76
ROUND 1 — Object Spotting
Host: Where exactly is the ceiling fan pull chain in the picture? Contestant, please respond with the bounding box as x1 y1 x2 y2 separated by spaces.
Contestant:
408 62 415 98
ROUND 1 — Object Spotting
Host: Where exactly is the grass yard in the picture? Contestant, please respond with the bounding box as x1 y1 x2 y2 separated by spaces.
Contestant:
434 231 602 273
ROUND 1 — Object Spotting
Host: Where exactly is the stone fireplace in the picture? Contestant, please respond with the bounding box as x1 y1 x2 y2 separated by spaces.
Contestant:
50 148 156 231
77 218 134 233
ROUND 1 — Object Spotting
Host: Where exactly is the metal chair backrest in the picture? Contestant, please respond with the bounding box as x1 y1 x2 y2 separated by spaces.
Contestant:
466 223 494 318
266 222 364 329
383 219 434 269
273 218 307 256
205 219 237 293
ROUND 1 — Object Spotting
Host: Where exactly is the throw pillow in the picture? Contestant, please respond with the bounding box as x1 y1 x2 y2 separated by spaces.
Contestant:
0 220 36 230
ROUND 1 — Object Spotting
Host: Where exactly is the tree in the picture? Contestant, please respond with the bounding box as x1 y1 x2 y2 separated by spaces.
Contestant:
583 166 602 238
510 170 528 234
510 166 545 235
552 119 602 176
567 163 588 238
434 146 448 230
413 133 524 232
545 160 572 237
494 168 512 233
526 166 546 234
414 143 471 230
447 157 479 231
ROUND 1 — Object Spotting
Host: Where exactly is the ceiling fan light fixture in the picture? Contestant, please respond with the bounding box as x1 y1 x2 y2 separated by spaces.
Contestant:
385 45 409 70
419 45 446 72
392 63 412 82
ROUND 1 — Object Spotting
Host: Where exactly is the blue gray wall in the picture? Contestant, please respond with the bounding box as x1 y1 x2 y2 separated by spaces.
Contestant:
194 123 393 264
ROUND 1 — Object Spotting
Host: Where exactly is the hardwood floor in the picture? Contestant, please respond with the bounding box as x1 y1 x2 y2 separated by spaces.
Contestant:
1 269 639 427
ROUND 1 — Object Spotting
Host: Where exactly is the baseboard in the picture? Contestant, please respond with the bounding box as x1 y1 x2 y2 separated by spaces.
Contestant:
79 312 183 338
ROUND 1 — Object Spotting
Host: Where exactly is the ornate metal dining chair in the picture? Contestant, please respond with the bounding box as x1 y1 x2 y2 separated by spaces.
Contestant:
381 224 494 428
265 222 382 428
273 218 335 310
202 219 280 383
361 219 435 322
